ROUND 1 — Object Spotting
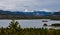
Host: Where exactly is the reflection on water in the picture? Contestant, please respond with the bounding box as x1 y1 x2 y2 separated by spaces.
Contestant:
0 19 60 28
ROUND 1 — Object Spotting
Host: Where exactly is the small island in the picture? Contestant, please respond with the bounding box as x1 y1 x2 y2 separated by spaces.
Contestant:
43 23 60 29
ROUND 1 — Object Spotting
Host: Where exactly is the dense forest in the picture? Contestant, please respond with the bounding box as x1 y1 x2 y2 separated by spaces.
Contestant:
0 20 60 35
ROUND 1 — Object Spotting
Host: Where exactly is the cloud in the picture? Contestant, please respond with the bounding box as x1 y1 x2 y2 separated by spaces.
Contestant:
0 0 60 11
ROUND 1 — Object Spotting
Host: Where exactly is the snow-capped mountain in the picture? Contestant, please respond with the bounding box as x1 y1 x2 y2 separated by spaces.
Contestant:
0 10 56 16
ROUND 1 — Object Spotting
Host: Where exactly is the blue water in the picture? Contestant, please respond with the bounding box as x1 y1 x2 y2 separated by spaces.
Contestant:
0 19 60 28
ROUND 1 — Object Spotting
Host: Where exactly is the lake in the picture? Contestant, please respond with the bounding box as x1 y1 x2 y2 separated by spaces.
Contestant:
0 19 60 28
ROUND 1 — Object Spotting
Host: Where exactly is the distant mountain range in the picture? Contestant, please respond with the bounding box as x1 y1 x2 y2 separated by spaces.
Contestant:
0 10 60 16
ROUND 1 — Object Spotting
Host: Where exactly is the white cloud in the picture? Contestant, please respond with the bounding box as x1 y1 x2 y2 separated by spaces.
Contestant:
0 0 60 11
0 0 16 11
41 8 53 12
0 0 35 11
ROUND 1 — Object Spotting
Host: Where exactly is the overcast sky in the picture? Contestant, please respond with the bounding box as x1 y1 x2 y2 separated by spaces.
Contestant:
0 0 60 12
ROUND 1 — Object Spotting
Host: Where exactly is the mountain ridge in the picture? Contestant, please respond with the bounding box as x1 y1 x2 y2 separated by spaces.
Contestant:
0 10 54 16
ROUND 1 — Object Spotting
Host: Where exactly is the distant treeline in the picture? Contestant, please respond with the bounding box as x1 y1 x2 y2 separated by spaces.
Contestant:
0 14 60 20
0 20 60 35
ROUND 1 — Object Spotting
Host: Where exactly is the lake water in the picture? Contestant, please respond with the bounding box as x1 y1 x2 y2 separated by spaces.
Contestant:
0 19 60 28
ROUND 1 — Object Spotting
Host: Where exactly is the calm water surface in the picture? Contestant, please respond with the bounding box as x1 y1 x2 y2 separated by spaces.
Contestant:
0 19 60 28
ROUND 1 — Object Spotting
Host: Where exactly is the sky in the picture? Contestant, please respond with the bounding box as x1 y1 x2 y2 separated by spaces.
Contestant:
0 0 60 12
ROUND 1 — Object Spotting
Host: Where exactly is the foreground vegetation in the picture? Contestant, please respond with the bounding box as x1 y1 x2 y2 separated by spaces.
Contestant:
0 20 60 35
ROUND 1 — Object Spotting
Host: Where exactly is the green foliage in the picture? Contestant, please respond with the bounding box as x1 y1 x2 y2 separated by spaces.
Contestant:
0 20 60 35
